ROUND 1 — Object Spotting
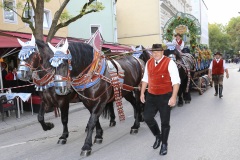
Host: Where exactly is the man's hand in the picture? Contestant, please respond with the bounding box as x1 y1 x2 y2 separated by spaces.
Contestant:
140 93 145 103
208 74 211 79
226 73 229 79
168 96 177 107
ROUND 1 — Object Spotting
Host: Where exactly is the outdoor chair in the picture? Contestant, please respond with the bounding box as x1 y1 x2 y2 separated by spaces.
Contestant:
0 95 18 121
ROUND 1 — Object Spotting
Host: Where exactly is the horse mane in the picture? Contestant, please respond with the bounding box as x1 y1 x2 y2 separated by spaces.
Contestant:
67 42 94 74
36 39 54 70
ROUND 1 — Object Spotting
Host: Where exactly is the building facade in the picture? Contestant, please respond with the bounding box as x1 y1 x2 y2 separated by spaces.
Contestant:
0 0 67 37
117 0 192 47
67 0 118 43
191 0 209 45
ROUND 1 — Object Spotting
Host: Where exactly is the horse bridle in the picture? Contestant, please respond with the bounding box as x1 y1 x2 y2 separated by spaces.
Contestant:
49 50 72 82
18 46 41 72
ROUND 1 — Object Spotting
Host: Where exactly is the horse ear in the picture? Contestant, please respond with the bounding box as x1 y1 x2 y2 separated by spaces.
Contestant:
61 39 69 53
131 46 136 51
17 38 26 47
48 42 57 53
29 34 36 46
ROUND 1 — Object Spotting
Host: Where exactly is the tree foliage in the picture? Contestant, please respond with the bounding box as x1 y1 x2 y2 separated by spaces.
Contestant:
1 0 104 42
226 17 240 55
208 23 230 55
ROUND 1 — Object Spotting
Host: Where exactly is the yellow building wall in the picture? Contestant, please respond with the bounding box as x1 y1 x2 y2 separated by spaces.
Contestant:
0 0 67 37
117 0 161 47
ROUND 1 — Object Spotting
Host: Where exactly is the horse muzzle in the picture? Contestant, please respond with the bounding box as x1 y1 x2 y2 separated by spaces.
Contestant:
168 54 176 61
54 75 71 95
17 65 32 81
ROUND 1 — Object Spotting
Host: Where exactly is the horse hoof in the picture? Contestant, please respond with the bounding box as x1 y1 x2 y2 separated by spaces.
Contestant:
80 150 91 157
109 121 116 127
57 139 67 144
94 138 103 144
130 129 138 134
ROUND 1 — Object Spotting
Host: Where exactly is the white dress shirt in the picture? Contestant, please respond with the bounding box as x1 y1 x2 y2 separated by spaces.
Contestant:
172 39 185 50
142 56 181 86
209 58 227 70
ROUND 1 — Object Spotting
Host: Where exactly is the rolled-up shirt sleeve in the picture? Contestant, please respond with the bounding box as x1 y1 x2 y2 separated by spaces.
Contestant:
168 60 181 85
141 62 148 83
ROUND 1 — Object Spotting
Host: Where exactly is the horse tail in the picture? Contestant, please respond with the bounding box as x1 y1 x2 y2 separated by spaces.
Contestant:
101 102 114 119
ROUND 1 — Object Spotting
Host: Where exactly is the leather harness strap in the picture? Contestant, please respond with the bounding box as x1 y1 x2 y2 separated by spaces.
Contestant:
106 59 125 121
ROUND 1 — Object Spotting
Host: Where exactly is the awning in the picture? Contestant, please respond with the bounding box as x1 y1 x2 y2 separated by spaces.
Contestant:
0 31 132 53
102 44 132 53
0 31 63 48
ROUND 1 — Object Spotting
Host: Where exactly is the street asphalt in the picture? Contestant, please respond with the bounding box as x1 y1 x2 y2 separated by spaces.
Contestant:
0 102 85 135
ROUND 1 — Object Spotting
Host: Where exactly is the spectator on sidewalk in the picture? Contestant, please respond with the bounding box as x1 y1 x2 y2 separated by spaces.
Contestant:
5 67 14 81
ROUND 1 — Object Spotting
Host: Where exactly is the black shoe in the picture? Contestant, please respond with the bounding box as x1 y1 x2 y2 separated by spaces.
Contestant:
153 136 161 149
219 95 223 98
214 93 218 96
159 144 168 155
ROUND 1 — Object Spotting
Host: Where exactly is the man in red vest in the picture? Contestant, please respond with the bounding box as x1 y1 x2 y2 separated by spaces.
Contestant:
208 52 229 98
140 44 180 156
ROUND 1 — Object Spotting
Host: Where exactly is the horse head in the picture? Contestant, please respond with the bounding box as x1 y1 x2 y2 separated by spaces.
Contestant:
48 39 72 95
163 42 181 61
17 35 41 80
132 45 151 64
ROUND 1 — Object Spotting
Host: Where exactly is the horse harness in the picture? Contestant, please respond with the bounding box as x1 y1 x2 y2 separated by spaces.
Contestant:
175 53 196 92
54 50 144 121
18 45 55 91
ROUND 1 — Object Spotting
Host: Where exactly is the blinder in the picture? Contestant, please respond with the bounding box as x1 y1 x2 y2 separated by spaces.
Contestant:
50 50 72 95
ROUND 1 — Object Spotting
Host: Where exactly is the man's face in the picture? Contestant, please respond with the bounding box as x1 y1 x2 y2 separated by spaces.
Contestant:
152 50 163 61
215 54 221 59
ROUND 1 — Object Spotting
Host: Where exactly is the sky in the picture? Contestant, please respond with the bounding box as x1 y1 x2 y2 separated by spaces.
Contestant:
204 0 240 24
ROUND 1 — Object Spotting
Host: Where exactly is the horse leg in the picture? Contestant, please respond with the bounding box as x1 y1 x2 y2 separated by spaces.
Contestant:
94 119 103 144
38 101 54 131
57 102 69 144
108 102 116 127
182 78 191 104
81 113 100 156
177 85 184 107
124 92 141 134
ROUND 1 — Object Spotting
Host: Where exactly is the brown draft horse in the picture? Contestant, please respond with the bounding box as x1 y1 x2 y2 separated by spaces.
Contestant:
48 39 145 156
17 36 116 145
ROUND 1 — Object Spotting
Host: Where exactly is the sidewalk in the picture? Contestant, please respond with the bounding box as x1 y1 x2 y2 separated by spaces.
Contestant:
0 102 85 135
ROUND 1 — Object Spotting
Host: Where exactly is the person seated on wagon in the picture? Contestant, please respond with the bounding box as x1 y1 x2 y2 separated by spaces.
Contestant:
172 33 184 50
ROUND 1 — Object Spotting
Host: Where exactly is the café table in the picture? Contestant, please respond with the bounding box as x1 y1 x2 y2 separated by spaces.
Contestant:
0 93 32 118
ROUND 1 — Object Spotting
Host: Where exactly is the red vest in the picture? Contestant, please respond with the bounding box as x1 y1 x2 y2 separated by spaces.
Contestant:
212 59 224 75
147 57 172 95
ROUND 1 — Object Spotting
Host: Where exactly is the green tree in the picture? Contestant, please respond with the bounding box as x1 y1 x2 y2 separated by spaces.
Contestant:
208 23 230 55
1 0 104 42
226 17 240 55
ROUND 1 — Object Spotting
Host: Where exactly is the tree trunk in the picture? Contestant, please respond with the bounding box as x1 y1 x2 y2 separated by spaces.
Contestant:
34 0 44 41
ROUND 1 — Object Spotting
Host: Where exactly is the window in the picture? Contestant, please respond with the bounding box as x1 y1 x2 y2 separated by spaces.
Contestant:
114 28 118 43
91 25 100 35
3 0 17 23
43 9 51 29
24 7 34 24
23 7 51 29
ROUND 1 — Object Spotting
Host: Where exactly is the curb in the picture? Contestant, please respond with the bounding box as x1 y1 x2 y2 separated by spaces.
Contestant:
0 103 85 135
